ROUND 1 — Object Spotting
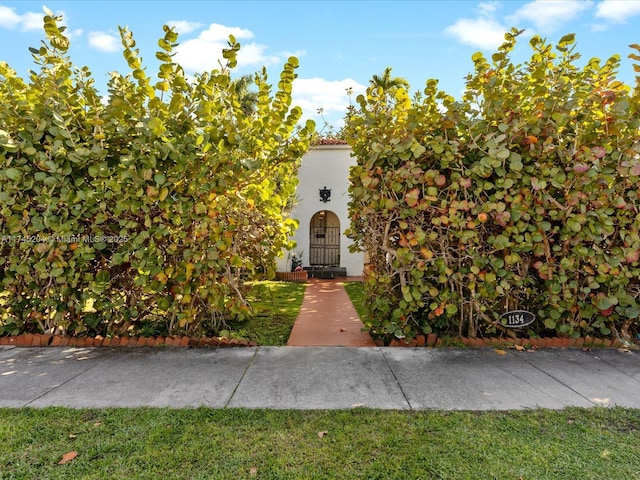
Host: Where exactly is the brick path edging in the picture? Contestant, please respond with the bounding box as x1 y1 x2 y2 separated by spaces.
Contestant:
383 334 632 349
0 333 634 349
0 333 256 348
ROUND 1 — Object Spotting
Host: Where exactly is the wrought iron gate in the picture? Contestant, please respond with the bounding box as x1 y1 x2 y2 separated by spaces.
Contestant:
309 226 340 266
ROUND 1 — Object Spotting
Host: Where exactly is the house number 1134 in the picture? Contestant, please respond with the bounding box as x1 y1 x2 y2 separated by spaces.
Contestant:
500 310 535 328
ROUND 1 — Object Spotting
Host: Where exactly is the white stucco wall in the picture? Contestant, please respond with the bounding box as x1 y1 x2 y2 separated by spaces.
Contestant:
276 144 364 275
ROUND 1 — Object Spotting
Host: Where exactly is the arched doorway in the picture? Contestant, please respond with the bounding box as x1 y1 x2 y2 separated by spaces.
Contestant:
309 210 340 266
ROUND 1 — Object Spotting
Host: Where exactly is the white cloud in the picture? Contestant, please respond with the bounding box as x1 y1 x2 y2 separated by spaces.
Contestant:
88 31 120 53
199 22 253 42
445 17 508 50
589 22 608 32
508 0 593 32
595 0 640 23
173 38 224 71
444 1 510 50
0 6 20 29
292 78 366 124
67 28 83 40
165 20 203 35
237 42 280 68
20 11 44 31
0 5 50 31
174 22 297 72
446 0 596 49
478 1 500 16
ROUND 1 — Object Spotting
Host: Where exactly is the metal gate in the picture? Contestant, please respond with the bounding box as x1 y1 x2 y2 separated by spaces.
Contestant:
309 226 341 266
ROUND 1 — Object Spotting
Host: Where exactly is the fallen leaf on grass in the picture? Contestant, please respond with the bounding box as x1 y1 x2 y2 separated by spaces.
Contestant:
250 467 258 476
68 434 77 440
58 451 78 465
494 349 507 355
93 422 102 427
317 431 329 438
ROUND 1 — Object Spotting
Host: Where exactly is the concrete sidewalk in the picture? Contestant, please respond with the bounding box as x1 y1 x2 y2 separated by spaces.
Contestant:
1 345 639 410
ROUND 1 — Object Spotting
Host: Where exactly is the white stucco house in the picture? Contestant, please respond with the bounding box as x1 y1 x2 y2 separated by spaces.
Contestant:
276 139 364 278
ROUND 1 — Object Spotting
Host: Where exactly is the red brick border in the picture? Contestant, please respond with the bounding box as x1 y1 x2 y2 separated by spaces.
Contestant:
0 333 634 350
384 335 632 350
0 334 258 348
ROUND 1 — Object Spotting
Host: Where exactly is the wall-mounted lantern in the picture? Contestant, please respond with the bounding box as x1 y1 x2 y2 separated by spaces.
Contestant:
319 186 331 203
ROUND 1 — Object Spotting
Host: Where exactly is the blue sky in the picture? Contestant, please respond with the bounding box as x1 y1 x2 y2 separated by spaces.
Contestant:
1 0 640 130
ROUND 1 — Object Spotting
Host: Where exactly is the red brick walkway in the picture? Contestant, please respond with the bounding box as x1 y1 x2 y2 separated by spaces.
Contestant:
287 279 376 347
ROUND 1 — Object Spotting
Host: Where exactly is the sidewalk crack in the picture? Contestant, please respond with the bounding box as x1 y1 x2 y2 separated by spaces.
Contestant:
22 357 104 407
380 348 413 411
595 353 640 386
224 347 259 408
514 354 597 406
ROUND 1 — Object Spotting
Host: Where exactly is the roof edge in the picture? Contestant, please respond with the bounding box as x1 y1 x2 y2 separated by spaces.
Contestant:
311 138 349 146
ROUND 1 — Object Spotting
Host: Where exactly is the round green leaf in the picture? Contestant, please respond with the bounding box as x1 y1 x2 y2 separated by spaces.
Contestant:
5 168 21 181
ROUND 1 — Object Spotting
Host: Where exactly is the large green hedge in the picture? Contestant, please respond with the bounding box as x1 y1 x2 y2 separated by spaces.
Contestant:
0 12 314 337
345 30 640 343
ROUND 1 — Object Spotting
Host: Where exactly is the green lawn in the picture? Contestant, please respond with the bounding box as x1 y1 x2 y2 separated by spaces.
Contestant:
231 280 307 346
343 281 368 323
1 407 639 479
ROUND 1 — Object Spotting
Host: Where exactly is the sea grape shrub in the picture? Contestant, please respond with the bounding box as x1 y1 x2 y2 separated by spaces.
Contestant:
345 30 640 342
0 12 313 337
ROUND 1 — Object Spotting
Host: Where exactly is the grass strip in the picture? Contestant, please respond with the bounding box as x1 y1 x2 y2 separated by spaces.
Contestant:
1 407 639 479
231 281 306 346
343 281 368 324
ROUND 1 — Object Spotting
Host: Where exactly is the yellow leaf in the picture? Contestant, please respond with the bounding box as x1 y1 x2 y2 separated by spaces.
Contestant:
35 243 49 254
494 349 507 355
186 262 195 282
58 451 78 464
155 271 168 284
317 431 328 438
514 345 525 352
